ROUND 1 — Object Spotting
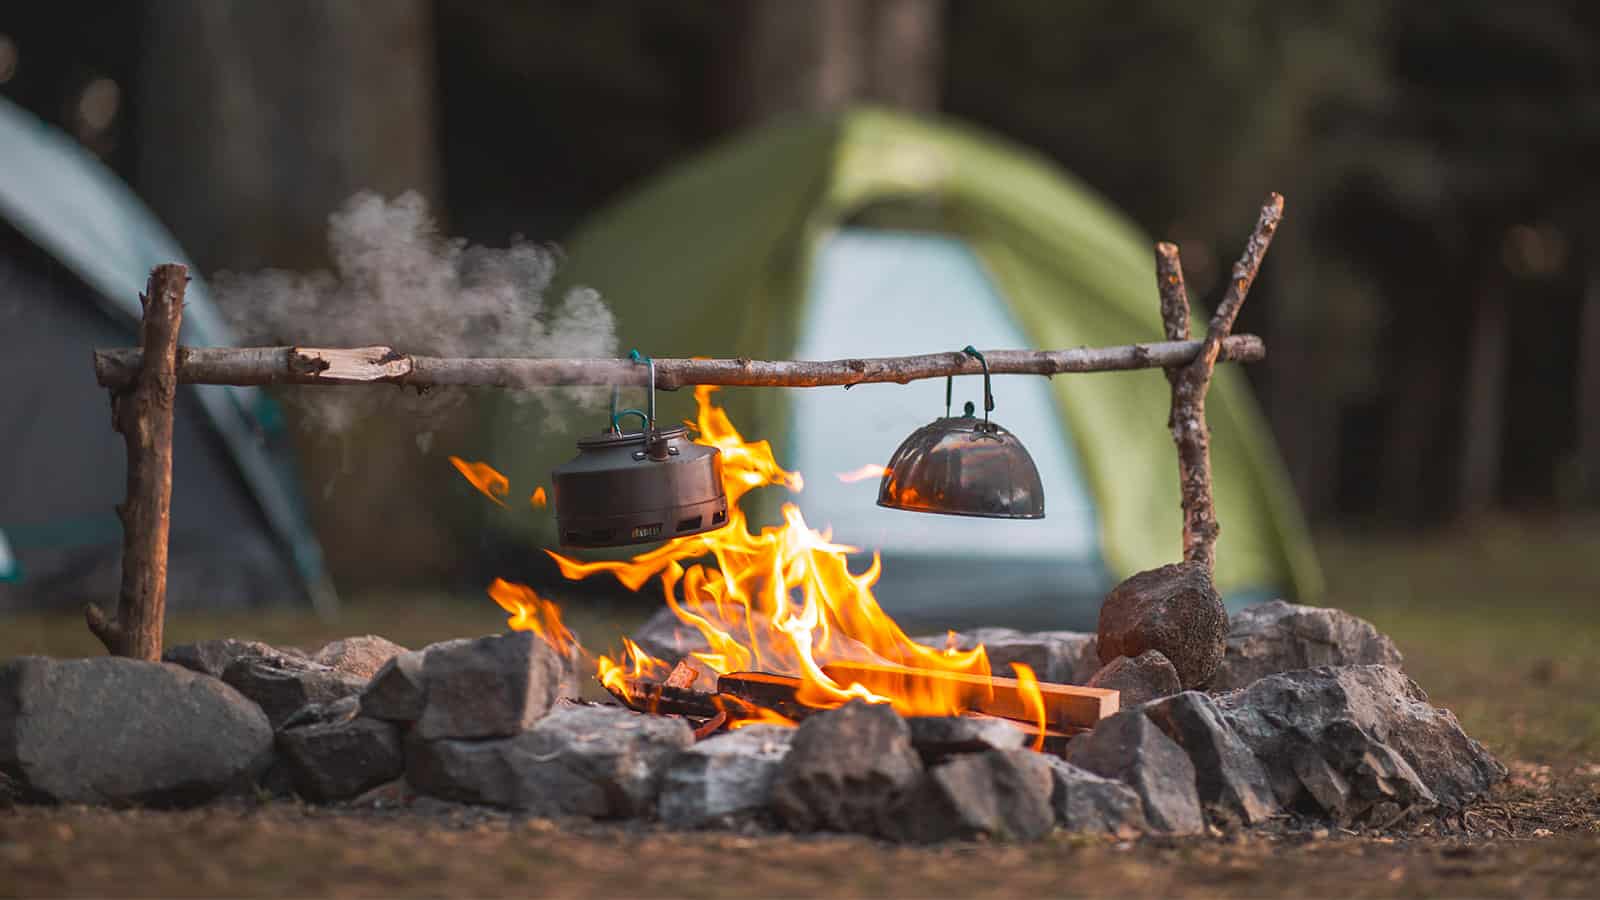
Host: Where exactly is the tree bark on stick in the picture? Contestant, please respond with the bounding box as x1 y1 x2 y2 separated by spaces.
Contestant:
86 265 187 659
94 335 1266 391
1161 194 1284 573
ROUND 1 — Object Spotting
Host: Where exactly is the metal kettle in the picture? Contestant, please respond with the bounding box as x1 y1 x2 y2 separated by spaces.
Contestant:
551 356 728 548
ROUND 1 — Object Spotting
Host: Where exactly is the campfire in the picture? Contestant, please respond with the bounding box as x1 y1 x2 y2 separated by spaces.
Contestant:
18 191 1501 842
466 385 1118 748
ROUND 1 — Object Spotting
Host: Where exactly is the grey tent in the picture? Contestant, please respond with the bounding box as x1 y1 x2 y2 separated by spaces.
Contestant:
0 95 333 613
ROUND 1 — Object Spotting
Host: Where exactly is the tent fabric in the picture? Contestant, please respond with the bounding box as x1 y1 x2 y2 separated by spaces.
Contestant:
0 95 333 612
489 107 1320 602
789 228 1104 562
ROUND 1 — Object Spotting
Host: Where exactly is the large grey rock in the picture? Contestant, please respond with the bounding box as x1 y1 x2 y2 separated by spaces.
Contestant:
915 628 1100 685
1064 709 1204 834
1098 561 1227 689
360 648 432 722
658 725 793 827
1043 756 1148 835
1086 650 1183 707
769 700 924 835
1139 691 1277 825
277 698 404 803
1210 601 1404 692
1215 666 1505 823
221 653 367 730
163 638 303 678
885 749 1055 843
415 633 568 740
406 704 693 817
906 715 1027 763
312 635 410 680
0 657 273 806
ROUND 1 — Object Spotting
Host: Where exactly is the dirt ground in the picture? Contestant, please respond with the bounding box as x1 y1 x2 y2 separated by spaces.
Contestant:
3 520 1598 897
2 775 1596 899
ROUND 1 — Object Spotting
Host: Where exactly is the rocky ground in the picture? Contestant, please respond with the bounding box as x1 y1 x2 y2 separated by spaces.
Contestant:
1 521 1597 897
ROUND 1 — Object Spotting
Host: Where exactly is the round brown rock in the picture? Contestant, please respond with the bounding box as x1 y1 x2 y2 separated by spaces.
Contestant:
1097 562 1226 689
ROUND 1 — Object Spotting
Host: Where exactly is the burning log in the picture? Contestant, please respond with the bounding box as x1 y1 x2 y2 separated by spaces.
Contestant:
85 264 188 660
93 335 1266 391
820 662 1118 731
604 677 722 720
716 672 814 723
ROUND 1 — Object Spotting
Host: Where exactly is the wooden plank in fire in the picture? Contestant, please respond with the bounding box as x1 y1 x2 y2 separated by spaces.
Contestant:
820 662 1119 731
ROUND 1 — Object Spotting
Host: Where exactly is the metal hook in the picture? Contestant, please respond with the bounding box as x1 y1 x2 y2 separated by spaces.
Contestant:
628 349 656 434
951 346 992 423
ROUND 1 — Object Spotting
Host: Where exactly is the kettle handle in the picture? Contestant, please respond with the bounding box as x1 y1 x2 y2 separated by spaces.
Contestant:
606 350 658 435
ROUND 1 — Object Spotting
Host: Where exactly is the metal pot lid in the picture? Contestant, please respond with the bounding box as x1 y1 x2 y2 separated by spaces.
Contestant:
877 415 1045 519
574 422 690 450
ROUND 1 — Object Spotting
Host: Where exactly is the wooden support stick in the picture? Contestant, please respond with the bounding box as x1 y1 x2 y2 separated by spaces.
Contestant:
820 662 1119 730
1163 195 1283 574
86 264 188 659
94 335 1267 392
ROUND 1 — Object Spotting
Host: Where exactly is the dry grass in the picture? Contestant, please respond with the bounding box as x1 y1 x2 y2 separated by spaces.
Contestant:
2 518 1599 897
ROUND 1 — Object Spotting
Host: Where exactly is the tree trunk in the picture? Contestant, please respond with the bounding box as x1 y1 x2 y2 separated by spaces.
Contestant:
865 0 945 111
1578 254 1600 505
1457 287 1508 518
138 0 440 272
1377 344 1447 523
138 0 448 589
723 0 944 128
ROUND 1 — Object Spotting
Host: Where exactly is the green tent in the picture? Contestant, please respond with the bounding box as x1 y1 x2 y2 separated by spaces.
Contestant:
488 107 1318 627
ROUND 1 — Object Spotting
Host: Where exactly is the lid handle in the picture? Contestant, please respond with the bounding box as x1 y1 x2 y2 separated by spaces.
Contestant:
943 346 994 424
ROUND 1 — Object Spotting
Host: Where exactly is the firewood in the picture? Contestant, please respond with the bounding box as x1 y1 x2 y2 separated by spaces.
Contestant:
963 712 1081 757
605 678 721 720
820 662 1119 731
716 672 816 723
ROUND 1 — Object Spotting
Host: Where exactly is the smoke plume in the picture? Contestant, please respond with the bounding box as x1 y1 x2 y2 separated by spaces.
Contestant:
212 191 616 433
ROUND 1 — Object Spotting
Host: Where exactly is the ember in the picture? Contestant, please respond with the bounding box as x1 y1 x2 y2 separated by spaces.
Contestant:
447 456 510 507
464 386 1113 736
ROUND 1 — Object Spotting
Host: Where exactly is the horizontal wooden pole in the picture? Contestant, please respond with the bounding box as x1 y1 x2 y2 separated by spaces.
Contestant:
821 661 1119 730
94 335 1265 392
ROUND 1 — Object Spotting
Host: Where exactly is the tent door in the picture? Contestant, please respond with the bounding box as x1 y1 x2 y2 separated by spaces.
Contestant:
787 228 1110 631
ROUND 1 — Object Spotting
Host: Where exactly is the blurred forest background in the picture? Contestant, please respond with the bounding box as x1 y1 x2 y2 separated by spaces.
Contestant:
3 0 1597 588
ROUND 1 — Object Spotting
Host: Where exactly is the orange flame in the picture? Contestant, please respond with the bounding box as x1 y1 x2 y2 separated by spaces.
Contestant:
542 385 992 720
449 456 509 507
835 463 889 484
487 578 576 658
530 486 548 509
1010 662 1047 752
